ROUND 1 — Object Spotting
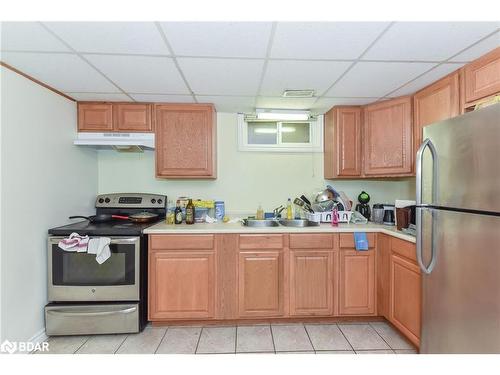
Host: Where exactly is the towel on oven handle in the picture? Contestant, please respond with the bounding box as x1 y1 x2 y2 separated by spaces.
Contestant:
58 232 89 253
87 237 111 264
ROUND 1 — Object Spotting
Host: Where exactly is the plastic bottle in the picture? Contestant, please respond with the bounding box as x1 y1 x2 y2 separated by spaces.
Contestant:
286 198 293 220
256 204 264 220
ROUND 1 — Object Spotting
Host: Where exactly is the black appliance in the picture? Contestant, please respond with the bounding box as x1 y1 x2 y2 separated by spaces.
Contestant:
355 191 371 220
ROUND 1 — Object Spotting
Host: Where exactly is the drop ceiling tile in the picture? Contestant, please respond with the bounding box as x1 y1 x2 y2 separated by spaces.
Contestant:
1 22 71 52
67 93 132 101
311 97 380 114
195 95 255 113
44 22 169 55
1 52 118 92
326 62 436 98
449 31 500 62
270 22 389 59
128 94 194 103
388 63 464 97
160 22 273 58
256 96 318 110
177 58 264 95
84 54 189 94
260 60 351 96
363 22 500 61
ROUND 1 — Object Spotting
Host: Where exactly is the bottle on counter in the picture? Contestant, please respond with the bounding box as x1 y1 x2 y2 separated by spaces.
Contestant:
256 204 264 220
185 199 195 225
174 200 183 224
286 198 293 220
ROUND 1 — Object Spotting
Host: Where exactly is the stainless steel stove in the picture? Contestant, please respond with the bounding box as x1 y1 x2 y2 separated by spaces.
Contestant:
45 193 166 336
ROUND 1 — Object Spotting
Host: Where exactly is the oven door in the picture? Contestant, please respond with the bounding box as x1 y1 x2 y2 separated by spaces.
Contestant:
48 237 140 302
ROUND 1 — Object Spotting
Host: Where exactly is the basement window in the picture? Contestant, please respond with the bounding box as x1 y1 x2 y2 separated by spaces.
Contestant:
238 114 323 152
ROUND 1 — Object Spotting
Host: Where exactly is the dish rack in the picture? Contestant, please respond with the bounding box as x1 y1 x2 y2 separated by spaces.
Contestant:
306 211 353 223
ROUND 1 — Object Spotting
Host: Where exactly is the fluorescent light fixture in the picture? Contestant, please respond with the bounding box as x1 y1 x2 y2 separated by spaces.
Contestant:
256 109 310 121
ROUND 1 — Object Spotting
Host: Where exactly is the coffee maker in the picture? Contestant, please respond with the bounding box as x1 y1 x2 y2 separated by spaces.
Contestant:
355 191 371 220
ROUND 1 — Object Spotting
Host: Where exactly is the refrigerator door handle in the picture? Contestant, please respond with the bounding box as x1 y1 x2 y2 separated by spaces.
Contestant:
416 138 439 274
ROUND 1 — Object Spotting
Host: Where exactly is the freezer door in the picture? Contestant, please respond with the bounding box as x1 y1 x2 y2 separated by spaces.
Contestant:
420 208 500 353
421 103 500 212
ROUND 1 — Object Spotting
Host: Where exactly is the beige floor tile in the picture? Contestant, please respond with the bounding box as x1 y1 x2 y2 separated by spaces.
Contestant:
369 322 415 350
156 327 201 354
236 325 274 353
305 324 352 351
338 324 390 350
116 327 166 354
316 350 355 354
356 350 395 354
196 327 236 354
76 334 127 354
395 349 418 354
272 325 313 352
38 336 89 354
276 351 315 354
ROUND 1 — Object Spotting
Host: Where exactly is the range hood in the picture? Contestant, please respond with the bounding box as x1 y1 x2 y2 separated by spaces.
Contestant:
74 132 155 151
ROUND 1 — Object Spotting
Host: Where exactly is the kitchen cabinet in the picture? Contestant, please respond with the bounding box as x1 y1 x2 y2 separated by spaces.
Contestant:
155 104 217 179
389 253 421 347
324 106 362 178
78 103 113 132
114 103 152 132
148 235 216 320
78 102 153 132
363 97 413 176
376 234 391 319
289 234 337 316
463 47 500 104
413 72 460 152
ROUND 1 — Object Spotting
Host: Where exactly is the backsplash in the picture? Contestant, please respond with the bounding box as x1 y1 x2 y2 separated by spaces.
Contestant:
98 113 415 212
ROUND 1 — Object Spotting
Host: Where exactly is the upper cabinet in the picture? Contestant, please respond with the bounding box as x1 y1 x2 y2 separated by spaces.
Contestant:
463 47 500 105
155 104 217 179
363 97 413 176
324 107 362 178
413 72 460 151
78 102 152 132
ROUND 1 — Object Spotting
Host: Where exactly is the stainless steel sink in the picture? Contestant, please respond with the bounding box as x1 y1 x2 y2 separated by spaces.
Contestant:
243 219 280 227
278 219 319 227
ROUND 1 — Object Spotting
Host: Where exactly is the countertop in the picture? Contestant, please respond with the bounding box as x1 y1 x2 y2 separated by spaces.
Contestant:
144 221 416 243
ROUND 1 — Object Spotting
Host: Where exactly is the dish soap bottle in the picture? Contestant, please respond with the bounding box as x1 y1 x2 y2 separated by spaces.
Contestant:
256 204 264 220
185 199 195 225
286 198 293 220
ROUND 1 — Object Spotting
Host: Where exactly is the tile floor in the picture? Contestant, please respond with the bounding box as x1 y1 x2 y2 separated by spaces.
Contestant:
35 321 418 354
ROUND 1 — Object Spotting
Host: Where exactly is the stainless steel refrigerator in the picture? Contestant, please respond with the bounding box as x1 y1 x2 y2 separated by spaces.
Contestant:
416 103 500 354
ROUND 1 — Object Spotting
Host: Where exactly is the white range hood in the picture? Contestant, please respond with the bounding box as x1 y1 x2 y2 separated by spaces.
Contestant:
74 132 155 151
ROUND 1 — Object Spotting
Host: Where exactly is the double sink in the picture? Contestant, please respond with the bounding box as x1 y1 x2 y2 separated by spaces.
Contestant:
243 219 319 228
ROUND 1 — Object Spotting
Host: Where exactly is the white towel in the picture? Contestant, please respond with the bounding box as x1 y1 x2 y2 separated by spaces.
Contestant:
87 237 111 264
58 233 89 252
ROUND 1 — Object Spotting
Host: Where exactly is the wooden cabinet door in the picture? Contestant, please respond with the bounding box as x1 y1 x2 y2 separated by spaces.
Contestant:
149 250 215 320
339 249 375 315
238 251 284 317
324 107 362 178
114 104 152 132
413 72 460 151
389 254 421 347
376 234 391 319
363 97 413 176
78 103 113 131
155 104 216 179
464 47 500 103
289 250 334 316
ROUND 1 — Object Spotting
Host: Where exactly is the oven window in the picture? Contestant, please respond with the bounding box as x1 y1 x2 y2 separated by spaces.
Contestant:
52 243 135 286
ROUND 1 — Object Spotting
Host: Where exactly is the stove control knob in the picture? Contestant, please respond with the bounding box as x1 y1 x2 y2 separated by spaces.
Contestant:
157 199 163 205
151 198 156 204
104 198 110 203
98 198 104 204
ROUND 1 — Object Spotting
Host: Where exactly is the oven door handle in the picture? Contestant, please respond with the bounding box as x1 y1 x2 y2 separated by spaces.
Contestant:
46 306 137 317
109 237 140 244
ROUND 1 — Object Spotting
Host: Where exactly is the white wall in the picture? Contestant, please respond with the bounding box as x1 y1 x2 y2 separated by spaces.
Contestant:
98 112 415 212
0 67 98 343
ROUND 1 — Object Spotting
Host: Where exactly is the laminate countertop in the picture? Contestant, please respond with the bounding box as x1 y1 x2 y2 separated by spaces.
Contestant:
144 221 416 243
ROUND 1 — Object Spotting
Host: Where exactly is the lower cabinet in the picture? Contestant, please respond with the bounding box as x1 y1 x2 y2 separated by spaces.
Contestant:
289 250 335 316
149 249 215 320
339 249 375 315
238 250 284 317
389 253 421 346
